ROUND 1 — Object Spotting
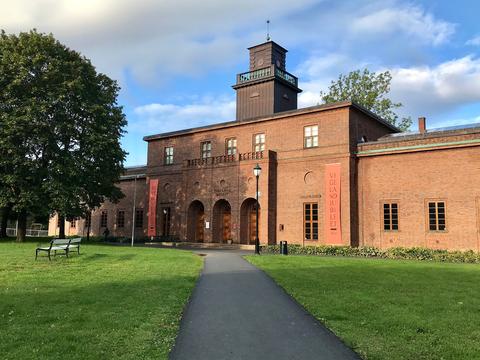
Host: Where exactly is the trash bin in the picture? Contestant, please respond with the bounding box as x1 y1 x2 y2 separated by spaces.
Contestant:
280 241 288 255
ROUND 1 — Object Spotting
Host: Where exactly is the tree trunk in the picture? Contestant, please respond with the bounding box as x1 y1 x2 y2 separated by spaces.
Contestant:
0 205 11 238
86 211 91 242
58 215 65 239
16 210 27 242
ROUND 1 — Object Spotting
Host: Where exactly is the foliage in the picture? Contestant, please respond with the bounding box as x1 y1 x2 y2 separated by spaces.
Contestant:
0 30 127 240
320 69 412 131
0 243 202 359
247 255 480 359
260 244 480 263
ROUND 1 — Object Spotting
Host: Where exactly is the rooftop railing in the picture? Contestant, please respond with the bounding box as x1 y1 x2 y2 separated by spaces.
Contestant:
236 65 298 87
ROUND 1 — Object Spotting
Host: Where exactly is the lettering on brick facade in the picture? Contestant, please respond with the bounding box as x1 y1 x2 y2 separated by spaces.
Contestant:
325 163 342 245
213 187 231 197
300 194 321 199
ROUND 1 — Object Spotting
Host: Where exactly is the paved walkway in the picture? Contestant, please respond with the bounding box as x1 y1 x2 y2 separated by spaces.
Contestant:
170 250 359 360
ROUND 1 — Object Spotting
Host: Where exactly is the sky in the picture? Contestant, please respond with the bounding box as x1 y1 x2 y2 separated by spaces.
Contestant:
2 0 480 166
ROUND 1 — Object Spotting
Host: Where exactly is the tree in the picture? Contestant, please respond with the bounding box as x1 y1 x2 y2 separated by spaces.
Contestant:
0 30 126 241
320 69 412 131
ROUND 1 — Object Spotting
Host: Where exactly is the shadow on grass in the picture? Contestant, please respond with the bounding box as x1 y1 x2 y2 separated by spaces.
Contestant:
0 274 197 360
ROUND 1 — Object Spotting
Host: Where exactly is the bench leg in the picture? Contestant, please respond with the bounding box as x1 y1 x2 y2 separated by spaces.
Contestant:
48 251 51 261
78 247 80 255
35 250 38 260
66 249 69 258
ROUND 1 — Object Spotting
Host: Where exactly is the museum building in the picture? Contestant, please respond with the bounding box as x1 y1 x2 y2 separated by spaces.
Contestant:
49 40 480 252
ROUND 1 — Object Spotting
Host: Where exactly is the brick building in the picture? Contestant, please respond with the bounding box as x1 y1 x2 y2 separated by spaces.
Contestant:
49 41 480 251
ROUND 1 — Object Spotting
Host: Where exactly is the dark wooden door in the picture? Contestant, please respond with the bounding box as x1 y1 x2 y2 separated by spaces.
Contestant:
223 212 231 242
249 210 257 244
196 213 204 242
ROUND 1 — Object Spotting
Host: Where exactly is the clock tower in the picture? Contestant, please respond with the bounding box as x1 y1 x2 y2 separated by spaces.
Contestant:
233 41 302 121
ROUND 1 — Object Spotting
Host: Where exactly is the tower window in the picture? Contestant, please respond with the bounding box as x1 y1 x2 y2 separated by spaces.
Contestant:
304 125 318 148
428 201 446 231
304 203 319 241
201 141 211 159
253 133 265 152
383 203 398 231
164 146 174 165
70 219 76 228
226 138 237 155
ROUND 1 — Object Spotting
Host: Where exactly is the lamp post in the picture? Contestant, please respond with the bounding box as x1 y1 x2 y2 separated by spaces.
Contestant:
253 163 262 254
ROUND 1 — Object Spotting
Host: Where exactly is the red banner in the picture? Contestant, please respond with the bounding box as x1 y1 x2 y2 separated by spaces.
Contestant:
147 179 159 237
325 163 342 245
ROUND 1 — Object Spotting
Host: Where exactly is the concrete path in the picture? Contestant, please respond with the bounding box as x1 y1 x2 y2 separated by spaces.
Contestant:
170 250 359 360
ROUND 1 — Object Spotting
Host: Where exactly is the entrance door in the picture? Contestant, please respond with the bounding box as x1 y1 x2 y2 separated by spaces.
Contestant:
161 207 171 237
249 209 257 244
196 213 204 242
223 212 231 242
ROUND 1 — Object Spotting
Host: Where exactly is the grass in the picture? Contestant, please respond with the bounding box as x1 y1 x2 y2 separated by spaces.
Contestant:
0 241 203 359
246 255 480 360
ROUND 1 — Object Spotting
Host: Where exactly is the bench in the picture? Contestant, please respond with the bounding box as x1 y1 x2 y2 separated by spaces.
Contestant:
35 238 82 260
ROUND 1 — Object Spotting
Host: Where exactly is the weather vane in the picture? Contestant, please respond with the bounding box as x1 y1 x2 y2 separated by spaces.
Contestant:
266 20 271 41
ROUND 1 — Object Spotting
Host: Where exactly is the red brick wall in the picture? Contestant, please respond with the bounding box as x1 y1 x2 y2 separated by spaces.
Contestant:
358 146 480 251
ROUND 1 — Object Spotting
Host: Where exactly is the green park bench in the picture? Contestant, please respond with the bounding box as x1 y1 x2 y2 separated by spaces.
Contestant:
35 238 82 260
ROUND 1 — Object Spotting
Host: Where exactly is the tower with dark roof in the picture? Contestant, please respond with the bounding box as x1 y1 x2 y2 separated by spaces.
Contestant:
232 41 302 121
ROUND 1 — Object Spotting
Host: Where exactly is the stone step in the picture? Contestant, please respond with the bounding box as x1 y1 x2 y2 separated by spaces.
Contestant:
145 241 255 250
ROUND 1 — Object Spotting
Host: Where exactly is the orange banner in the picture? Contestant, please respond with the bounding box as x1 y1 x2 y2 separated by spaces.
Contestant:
325 163 342 245
147 179 159 237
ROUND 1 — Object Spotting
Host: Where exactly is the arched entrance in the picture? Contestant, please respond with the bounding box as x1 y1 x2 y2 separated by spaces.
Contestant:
187 200 205 242
240 198 260 245
212 199 232 243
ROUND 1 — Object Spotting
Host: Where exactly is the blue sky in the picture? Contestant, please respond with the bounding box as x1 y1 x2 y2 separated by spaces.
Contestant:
2 0 480 166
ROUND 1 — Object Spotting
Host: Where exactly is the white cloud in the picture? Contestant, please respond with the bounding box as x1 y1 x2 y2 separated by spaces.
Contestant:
466 35 480 46
351 4 455 46
0 0 318 85
131 96 235 134
295 53 480 128
390 55 480 116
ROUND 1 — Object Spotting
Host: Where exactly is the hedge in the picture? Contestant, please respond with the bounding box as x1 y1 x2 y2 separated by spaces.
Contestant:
260 244 480 263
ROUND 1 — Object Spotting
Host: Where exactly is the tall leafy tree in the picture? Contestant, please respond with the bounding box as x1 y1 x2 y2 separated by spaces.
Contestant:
320 69 412 131
0 30 126 241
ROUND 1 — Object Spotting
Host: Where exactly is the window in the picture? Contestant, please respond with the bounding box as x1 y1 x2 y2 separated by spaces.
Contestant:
117 210 125 228
164 146 174 165
304 125 318 148
226 138 237 155
304 203 319 240
201 141 211 159
70 219 76 228
100 211 108 228
428 201 446 231
253 133 265 152
135 209 144 228
383 203 398 231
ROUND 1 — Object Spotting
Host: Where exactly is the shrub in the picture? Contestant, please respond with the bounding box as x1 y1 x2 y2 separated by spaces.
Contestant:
260 244 480 264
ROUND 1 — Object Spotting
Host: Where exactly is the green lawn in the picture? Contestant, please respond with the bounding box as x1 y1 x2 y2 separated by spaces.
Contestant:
247 255 480 360
0 241 203 359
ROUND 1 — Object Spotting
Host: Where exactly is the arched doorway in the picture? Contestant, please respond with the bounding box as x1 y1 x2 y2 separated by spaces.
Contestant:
187 200 205 242
240 198 260 245
212 199 232 243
